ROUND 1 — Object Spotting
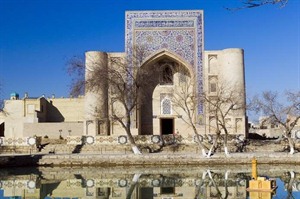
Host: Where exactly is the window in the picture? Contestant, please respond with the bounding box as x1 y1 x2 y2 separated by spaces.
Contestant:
208 55 218 74
208 76 217 93
210 83 217 93
161 65 173 85
161 98 172 115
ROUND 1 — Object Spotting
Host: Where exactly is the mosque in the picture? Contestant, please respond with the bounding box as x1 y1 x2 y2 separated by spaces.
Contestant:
0 10 247 146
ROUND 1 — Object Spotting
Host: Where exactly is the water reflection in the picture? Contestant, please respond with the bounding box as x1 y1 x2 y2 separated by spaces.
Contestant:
0 165 300 199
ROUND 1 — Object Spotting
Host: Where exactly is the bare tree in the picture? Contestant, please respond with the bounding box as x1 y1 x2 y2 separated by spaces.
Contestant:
202 83 246 157
171 70 208 157
68 46 155 155
194 171 208 198
251 91 300 154
171 66 245 158
67 56 85 97
285 171 295 199
206 170 230 199
241 0 288 8
126 173 141 199
227 0 288 10
106 57 142 154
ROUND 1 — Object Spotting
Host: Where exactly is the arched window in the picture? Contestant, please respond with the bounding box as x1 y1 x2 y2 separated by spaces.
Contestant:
208 55 218 74
209 76 218 93
161 98 172 115
161 65 173 85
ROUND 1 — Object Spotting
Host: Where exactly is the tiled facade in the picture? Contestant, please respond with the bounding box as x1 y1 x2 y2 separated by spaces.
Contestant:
0 10 247 145
126 10 204 114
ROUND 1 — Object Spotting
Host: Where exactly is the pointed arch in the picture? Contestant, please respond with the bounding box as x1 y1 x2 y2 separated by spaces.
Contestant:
140 49 195 78
137 49 197 136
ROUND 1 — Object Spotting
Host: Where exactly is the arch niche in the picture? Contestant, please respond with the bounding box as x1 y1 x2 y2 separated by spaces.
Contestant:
137 50 194 135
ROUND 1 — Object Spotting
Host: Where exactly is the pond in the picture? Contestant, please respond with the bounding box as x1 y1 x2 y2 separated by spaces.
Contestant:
0 164 300 199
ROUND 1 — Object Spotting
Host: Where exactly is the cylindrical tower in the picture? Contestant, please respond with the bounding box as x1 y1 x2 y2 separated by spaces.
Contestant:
219 48 246 134
84 51 109 136
219 48 245 92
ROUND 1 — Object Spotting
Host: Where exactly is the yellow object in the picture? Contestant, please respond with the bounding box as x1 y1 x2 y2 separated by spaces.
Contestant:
248 158 276 199
249 191 272 199
248 179 274 199
252 157 257 180
257 177 266 181
249 179 272 191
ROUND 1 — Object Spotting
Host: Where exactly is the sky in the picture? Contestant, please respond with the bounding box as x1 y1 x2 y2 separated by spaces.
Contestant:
0 0 299 101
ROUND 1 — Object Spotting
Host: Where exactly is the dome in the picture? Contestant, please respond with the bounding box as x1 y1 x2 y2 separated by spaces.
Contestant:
10 92 19 100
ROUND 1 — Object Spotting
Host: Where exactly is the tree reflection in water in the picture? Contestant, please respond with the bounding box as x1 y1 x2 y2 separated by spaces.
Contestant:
0 165 300 199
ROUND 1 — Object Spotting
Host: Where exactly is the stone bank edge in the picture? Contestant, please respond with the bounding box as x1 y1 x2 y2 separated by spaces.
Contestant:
1 153 300 167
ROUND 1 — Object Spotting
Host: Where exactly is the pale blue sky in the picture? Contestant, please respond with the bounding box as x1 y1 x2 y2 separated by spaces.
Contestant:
0 0 299 101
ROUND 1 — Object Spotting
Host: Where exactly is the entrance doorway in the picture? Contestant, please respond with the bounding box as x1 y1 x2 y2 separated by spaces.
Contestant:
0 122 4 137
160 118 174 135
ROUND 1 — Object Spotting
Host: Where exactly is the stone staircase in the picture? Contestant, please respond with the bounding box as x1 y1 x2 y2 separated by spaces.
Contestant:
40 144 76 154
0 146 35 154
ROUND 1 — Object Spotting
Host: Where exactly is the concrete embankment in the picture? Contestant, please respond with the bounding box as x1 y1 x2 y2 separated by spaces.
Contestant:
0 154 43 167
1 152 300 167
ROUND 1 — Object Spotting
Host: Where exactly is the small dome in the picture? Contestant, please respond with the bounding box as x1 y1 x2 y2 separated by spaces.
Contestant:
10 92 19 97
10 92 19 100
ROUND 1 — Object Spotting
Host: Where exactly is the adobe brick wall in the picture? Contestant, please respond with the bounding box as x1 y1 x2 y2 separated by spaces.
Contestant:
23 122 83 138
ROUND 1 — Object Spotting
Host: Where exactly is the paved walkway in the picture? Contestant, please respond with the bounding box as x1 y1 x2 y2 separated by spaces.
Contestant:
1 151 300 167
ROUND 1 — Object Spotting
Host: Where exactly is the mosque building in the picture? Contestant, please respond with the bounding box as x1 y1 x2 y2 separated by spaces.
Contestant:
0 10 247 146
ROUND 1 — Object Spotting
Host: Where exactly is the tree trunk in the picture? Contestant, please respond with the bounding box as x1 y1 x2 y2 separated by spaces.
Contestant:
194 171 208 198
207 170 222 198
126 173 141 199
199 144 207 157
124 110 142 155
207 170 229 199
286 171 295 199
192 125 207 157
223 131 230 157
126 129 142 155
287 136 295 155
131 145 142 155
207 134 219 158
223 170 230 199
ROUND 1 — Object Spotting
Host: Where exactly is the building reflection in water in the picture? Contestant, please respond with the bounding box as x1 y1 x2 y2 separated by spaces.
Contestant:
0 165 300 199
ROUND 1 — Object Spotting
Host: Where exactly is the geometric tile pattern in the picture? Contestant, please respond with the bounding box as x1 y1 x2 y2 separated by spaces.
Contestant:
135 29 195 66
67 135 197 145
126 10 203 114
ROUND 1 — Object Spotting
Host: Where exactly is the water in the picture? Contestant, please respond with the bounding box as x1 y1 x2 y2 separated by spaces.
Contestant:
0 165 300 199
